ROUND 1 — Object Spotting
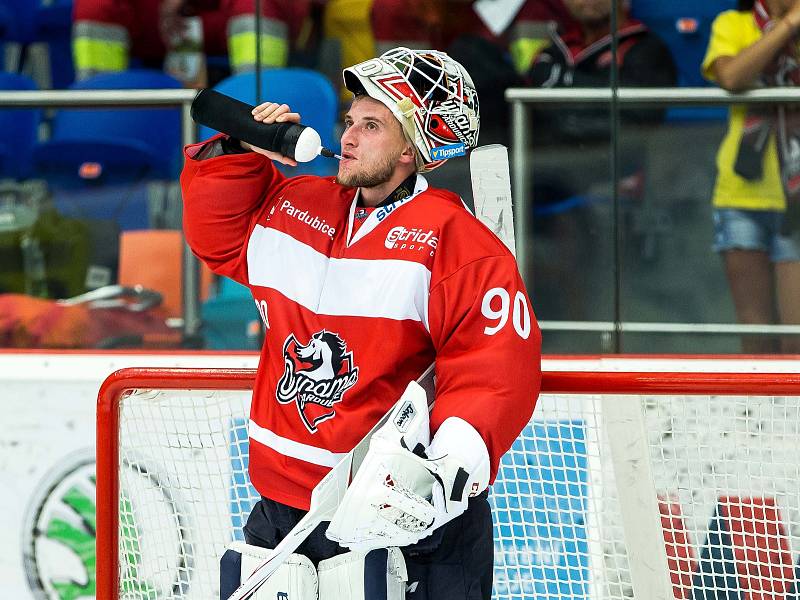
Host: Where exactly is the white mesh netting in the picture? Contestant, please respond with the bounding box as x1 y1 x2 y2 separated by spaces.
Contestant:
111 388 800 600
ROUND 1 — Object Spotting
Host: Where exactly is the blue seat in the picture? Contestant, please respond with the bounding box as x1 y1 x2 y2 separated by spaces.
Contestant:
0 0 74 88
632 0 736 88
201 276 262 350
0 0 72 43
34 69 183 185
200 68 339 177
632 0 735 121
0 73 40 179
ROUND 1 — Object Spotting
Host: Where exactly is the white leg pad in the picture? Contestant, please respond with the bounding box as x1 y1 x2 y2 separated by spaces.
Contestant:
318 548 407 600
220 541 318 600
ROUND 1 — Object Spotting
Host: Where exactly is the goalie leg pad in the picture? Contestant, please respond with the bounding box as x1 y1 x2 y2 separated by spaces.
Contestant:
220 542 318 600
318 548 407 600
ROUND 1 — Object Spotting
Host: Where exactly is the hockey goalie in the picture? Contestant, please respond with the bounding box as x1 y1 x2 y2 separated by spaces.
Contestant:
180 46 542 600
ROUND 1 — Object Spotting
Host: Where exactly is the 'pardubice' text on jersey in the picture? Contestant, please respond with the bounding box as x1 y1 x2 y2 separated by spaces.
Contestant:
181 137 542 510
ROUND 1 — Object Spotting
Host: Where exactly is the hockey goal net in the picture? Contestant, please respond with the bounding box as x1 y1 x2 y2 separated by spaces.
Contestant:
97 365 800 600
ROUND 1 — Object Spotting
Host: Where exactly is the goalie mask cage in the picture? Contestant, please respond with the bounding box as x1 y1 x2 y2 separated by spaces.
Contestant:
97 366 800 600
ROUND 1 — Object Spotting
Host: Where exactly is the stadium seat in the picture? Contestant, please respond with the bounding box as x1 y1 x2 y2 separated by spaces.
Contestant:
0 0 72 46
631 0 735 121
33 69 183 185
201 276 262 350
0 72 41 179
0 0 74 88
200 68 339 177
631 0 736 88
117 229 212 320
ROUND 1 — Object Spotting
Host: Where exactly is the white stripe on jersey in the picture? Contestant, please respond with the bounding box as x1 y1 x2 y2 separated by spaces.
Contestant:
249 420 347 467
247 226 431 328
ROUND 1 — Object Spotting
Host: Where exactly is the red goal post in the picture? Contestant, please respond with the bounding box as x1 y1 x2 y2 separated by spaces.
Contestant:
97 366 800 600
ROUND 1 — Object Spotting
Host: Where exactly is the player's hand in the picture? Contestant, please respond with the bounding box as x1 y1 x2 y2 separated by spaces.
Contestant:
241 102 300 166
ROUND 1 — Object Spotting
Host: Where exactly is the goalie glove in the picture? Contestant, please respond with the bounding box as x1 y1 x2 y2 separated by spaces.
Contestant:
326 384 490 553
425 416 491 528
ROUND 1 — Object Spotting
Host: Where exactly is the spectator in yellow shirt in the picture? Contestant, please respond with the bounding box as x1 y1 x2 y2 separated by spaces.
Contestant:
703 0 800 353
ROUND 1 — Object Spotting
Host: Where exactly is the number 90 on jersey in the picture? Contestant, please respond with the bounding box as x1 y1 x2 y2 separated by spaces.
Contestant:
481 287 531 339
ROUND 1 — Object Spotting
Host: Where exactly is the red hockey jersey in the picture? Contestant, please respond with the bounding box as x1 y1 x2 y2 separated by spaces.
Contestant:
182 138 541 510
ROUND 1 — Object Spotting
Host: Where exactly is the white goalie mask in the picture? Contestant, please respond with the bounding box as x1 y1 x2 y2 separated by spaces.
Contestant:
343 47 480 173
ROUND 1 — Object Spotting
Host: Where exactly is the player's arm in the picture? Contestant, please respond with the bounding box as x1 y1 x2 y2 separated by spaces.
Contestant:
181 122 288 282
326 253 541 552
427 252 542 487
181 101 300 281
707 7 800 92
401 252 541 538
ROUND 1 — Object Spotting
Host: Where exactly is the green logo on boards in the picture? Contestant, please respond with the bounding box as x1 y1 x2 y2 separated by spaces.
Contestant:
119 493 159 599
23 452 98 599
23 451 162 600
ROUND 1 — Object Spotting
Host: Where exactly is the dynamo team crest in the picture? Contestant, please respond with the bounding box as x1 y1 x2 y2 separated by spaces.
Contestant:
276 330 359 433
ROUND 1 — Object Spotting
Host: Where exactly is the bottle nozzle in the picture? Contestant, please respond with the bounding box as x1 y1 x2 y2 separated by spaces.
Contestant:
319 147 343 160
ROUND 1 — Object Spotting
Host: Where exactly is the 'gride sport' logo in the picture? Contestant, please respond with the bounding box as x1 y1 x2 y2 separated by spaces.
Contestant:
276 330 359 433
385 226 438 256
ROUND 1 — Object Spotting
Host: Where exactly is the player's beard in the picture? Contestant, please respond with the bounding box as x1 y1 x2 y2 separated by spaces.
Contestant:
336 147 402 188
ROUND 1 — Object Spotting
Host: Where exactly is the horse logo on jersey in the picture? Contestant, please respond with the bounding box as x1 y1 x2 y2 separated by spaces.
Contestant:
276 330 359 433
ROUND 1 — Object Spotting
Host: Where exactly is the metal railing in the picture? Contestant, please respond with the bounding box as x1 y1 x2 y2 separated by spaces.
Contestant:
4 87 800 347
0 89 202 340
506 86 800 340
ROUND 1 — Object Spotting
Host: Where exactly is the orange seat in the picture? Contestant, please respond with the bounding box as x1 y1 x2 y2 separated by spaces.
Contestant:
118 230 212 319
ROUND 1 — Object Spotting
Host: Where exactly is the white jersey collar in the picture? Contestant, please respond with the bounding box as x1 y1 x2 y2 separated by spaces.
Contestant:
346 175 429 247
